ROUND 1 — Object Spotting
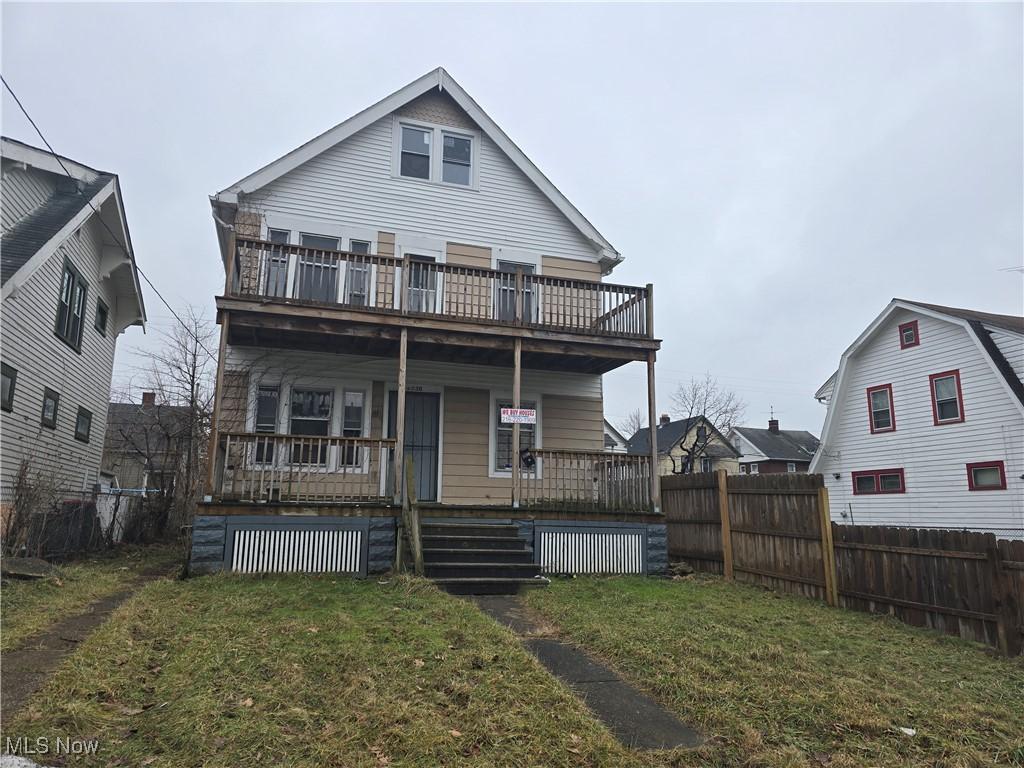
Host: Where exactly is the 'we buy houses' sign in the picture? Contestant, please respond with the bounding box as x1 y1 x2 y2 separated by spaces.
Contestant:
500 408 536 424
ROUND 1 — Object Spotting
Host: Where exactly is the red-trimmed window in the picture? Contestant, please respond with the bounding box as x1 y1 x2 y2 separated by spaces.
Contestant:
852 468 905 495
966 461 1006 491
929 370 964 425
866 384 895 433
898 320 919 349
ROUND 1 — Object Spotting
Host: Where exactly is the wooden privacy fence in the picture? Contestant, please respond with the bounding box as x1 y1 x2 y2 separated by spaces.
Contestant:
663 470 1024 656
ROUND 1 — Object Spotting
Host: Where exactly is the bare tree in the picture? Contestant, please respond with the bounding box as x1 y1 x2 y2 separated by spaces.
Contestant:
114 306 217 538
668 374 746 474
616 408 647 440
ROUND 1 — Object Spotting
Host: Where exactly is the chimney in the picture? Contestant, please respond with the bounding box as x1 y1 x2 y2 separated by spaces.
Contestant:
659 414 671 426
768 418 780 434
141 391 156 407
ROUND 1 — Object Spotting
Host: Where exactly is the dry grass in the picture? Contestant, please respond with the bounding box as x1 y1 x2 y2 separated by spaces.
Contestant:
5 574 693 767
525 575 1024 768
1 544 182 651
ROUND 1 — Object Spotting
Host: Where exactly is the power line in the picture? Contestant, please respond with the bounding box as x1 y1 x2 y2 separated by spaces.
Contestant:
2 74 217 361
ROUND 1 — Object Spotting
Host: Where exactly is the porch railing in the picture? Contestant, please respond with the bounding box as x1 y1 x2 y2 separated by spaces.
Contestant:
231 238 652 338
217 432 396 503
520 450 653 512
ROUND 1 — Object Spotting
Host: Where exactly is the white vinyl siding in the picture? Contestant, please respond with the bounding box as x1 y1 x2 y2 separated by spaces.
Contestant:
246 111 600 266
0 214 121 500
814 310 1024 537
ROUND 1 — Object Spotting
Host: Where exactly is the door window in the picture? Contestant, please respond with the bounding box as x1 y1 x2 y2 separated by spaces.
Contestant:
495 261 535 322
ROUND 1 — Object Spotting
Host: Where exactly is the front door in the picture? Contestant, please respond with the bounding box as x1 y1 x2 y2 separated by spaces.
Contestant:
388 391 440 502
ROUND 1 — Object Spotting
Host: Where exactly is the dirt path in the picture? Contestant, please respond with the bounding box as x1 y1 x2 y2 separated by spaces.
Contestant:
1 564 177 725
471 594 704 751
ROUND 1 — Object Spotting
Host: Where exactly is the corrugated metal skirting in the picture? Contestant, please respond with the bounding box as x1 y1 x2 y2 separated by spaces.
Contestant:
230 528 363 574
537 529 645 575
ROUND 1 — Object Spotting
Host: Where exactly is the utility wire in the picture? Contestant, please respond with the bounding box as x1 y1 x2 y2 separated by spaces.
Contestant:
2 74 218 361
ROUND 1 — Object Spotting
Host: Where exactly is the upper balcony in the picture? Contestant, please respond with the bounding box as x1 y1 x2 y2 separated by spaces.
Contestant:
218 238 659 372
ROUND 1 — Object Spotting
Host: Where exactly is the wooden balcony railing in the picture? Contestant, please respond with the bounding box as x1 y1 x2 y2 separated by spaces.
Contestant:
520 450 653 512
231 238 653 338
216 432 396 503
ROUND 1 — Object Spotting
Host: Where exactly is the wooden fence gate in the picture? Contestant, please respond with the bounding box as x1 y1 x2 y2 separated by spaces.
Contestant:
663 470 1024 656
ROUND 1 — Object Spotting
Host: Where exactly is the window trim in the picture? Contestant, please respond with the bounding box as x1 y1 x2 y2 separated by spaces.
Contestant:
898 320 919 349
852 468 906 495
866 383 896 434
1 363 16 412
488 391 542 479
749 463 759 475
929 370 965 426
41 387 60 429
392 116 480 190
786 462 797 473
94 298 109 337
54 258 88 352
700 456 713 473
966 461 1006 491
74 406 92 443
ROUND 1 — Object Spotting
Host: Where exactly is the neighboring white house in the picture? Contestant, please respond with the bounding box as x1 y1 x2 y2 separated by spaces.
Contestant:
1 138 146 504
603 418 628 453
810 299 1023 539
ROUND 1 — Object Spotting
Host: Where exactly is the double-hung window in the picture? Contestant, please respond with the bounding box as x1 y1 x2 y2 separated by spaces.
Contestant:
295 233 340 303
94 299 109 337
966 461 1006 491
264 228 291 298
866 384 895 433
254 385 280 463
494 399 536 472
74 407 92 443
55 260 87 351
442 133 472 185
344 239 372 307
400 126 431 179
289 388 333 465
929 370 964 425
700 456 713 473
41 388 59 429
852 468 905 495
1 363 16 412
340 390 365 468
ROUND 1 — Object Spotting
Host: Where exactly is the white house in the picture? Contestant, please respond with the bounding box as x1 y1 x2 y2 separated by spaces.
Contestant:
1 138 146 504
811 299 1023 539
603 419 628 453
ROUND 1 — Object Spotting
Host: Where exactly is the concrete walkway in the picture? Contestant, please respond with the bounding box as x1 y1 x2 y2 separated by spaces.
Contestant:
472 595 703 751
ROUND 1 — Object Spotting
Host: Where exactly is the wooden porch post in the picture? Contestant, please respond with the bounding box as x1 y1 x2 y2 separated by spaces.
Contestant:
393 328 408 505
204 312 230 497
646 350 660 513
512 337 522 508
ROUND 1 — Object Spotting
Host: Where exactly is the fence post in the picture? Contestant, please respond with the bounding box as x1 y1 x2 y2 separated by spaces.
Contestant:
986 539 1019 656
817 486 838 606
716 469 733 580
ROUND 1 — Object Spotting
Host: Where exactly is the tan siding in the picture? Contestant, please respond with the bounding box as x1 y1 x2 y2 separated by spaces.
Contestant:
542 395 603 451
446 242 491 269
542 255 602 281
219 370 250 433
442 387 510 505
398 91 477 131
377 231 395 257
445 242 493 318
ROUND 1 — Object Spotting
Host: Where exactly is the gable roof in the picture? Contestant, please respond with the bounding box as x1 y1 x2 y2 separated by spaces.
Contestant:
733 427 819 462
626 416 740 458
105 401 192 471
2 173 113 285
213 67 621 270
602 419 627 450
0 138 146 327
810 298 1024 472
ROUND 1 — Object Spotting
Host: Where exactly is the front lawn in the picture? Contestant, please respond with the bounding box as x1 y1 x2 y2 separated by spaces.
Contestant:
1 544 182 651
5 575 681 767
525 576 1024 768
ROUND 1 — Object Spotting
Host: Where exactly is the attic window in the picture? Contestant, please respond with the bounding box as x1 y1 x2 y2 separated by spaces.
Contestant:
442 133 472 185
400 126 431 179
899 320 919 349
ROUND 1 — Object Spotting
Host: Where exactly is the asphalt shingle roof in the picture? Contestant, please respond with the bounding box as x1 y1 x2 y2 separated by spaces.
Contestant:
1 173 113 286
735 427 819 462
900 300 1024 335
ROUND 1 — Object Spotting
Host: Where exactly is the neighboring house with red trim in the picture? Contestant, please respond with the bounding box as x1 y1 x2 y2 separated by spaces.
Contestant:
810 299 1024 539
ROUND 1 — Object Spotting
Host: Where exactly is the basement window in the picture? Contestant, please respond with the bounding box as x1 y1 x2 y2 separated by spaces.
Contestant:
852 468 905 495
966 461 1006 491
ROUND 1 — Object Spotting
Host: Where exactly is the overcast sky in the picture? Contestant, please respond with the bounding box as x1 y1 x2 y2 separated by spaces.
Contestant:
3 2 1021 435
